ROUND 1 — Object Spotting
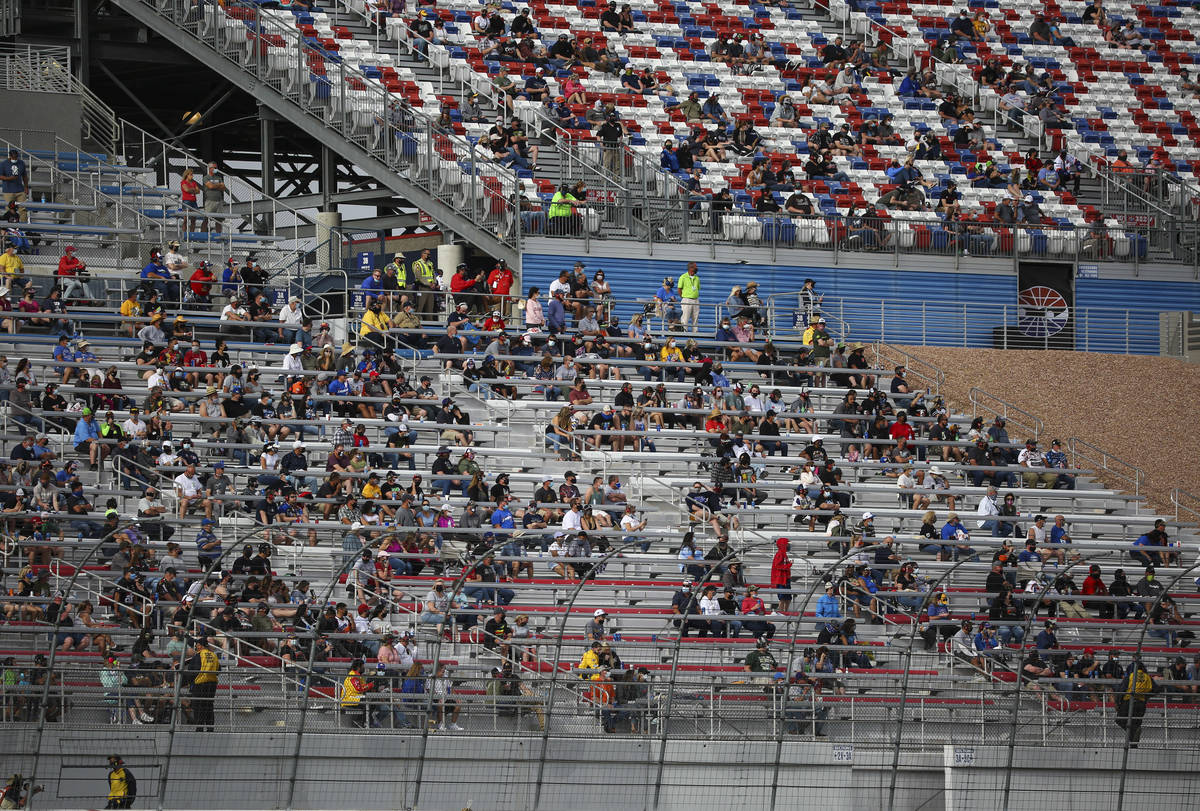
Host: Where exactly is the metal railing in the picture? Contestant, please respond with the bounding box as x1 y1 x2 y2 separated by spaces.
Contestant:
1171 487 1200 524
368 8 686 199
0 44 118 154
113 118 316 252
3 545 1198 810
968 387 1044 442
1068 437 1145 499
124 0 522 254
785 293 1165 355
524 196 1193 270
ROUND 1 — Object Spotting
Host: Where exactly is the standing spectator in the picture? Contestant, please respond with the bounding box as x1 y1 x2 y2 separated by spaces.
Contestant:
202 162 228 234
0 149 28 221
596 114 627 177
677 262 701 330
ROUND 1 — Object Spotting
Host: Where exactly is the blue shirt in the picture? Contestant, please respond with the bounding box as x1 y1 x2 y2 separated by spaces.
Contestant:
815 593 842 618
73 417 99 444
327 378 350 397
0 158 27 194
361 276 384 293
1017 548 1042 563
141 261 170 279
660 149 680 172
940 521 965 542
655 286 679 304
221 266 240 293
1132 533 1153 547
1049 525 1070 544
196 529 220 556
546 297 565 332
490 508 515 529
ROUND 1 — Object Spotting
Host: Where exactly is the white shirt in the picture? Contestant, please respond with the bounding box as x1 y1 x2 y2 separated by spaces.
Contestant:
221 304 248 321
549 278 571 297
561 509 582 532
1019 448 1046 468
174 472 203 498
122 417 147 437
147 370 168 390
743 394 765 413
620 512 643 532
157 451 177 466
699 596 722 616
137 496 165 515
283 354 303 372
976 493 1000 528
897 472 916 490
164 250 187 273
278 303 303 327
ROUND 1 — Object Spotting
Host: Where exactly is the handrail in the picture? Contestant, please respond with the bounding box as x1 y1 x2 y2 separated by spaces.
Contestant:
115 117 317 246
123 0 522 256
1171 487 1200 524
968 387 1043 441
873 343 944 398
1067 437 1144 499
373 9 679 200
0 44 118 154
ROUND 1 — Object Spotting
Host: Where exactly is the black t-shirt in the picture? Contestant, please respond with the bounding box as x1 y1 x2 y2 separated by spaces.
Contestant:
224 398 250 420
596 121 624 146
601 9 620 27
254 500 275 524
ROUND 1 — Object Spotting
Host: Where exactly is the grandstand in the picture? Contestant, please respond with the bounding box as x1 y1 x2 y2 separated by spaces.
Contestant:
1 0 1200 808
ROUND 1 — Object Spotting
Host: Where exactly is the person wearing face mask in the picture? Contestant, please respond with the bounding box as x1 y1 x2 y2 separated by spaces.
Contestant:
636 340 661 381
421 579 451 627
659 338 685 382
1133 567 1163 617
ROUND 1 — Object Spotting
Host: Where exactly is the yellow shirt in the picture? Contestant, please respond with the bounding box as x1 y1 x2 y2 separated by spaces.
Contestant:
0 253 23 278
359 308 392 337
120 299 143 319
578 648 600 678
361 482 381 500
341 670 366 706
660 346 684 363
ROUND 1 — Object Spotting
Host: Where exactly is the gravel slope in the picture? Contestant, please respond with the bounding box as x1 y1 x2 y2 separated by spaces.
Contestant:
890 345 1200 517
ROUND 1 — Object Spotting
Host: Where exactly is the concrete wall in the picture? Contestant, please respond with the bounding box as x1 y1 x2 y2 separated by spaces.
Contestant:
0 90 82 149
3 729 1195 811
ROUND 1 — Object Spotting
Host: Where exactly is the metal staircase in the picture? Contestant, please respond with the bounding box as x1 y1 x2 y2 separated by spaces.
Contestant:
112 0 524 265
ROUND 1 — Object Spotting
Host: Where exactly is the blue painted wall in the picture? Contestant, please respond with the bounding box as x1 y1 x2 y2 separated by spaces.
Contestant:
521 254 1200 353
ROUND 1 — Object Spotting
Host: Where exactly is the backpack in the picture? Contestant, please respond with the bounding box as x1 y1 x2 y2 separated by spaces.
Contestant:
124 769 137 800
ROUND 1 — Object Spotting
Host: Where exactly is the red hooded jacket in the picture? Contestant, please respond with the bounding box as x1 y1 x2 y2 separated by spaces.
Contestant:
771 537 792 586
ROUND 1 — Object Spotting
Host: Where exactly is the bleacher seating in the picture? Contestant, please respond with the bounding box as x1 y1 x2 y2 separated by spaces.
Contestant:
311 0 1200 256
0 214 1196 751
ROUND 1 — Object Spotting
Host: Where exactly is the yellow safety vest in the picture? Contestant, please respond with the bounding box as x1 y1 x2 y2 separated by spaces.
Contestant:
412 258 437 287
548 191 577 219
194 647 220 684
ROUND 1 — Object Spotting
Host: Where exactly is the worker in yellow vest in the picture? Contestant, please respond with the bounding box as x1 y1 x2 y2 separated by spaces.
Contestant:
189 636 220 732
411 247 438 317
548 183 581 235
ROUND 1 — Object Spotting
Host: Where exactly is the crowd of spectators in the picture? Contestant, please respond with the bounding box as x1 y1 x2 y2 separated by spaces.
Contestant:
0 237 1192 740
